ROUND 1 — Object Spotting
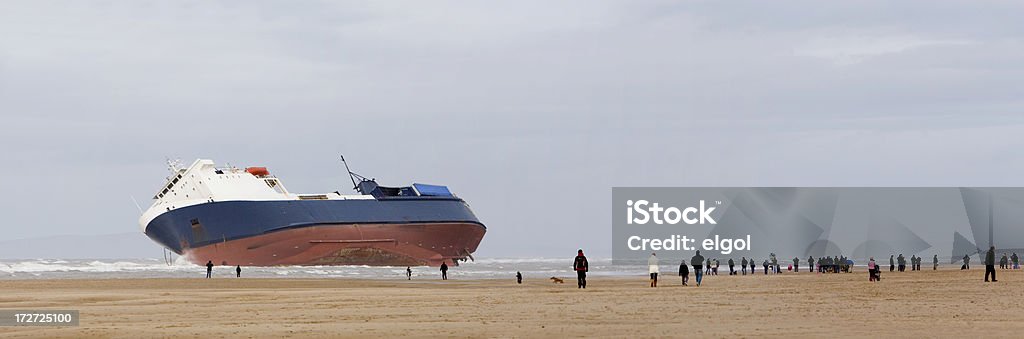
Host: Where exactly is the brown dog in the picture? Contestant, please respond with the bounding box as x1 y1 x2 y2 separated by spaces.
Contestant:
549 277 565 284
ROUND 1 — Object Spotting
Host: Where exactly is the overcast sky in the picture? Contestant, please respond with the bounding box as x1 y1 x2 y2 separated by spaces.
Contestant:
1 1 1022 258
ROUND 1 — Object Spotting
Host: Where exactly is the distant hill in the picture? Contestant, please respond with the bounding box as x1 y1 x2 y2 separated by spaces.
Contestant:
0 233 163 259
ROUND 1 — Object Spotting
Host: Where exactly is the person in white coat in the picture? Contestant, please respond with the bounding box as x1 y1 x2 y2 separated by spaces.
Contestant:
649 252 660 287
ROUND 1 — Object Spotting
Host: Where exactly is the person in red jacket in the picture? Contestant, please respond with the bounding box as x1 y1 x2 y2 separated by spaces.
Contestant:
573 249 589 289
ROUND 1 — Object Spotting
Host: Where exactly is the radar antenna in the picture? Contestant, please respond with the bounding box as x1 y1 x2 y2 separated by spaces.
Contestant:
165 158 183 173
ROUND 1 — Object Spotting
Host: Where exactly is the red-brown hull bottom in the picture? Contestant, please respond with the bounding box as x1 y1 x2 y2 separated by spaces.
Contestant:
183 223 485 267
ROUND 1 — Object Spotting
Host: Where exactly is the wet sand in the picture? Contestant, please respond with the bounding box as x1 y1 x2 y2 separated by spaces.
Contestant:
0 268 1021 338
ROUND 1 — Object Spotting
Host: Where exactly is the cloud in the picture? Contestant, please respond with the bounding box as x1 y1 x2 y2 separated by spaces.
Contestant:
794 32 972 65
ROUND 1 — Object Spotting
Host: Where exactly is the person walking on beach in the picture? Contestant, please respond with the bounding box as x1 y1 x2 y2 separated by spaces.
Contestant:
728 258 736 275
1000 253 1008 270
793 257 800 272
749 258 756 275
763 259 769 275
706 258 712 275
897 254 905 272
868 257 877 282
407 267 412 280
649 252 660 287
963 254 970 270
206 260 214 278
771 255 779 274
574 249 589 289
440 261 449 280
679 261 689 286
741 257 748 275
236 265 241 278
713 259 720 276
889 255 895 272
1012 253 1019 269
933 255 939 270
691 250 705 287
985 246 997 282
516 271 522 284
808 256 814 273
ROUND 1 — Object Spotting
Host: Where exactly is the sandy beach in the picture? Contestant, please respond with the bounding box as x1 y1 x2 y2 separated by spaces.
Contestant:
0 268 1021 338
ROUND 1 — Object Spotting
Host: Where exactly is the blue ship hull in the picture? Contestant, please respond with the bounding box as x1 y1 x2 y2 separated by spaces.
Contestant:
144 197 486 266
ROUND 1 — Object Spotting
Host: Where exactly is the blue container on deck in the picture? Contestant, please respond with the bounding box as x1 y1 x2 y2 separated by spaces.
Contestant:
414 184 453 196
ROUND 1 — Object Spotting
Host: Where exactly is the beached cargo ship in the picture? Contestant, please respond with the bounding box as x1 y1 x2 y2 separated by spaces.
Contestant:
139 158 485 267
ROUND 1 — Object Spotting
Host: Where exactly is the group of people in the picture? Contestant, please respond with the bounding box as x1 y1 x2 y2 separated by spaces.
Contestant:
890 254 929 272
998 253 1020 270
669 251 800 287
640 251 708 287
203 260 243 278
962 249 1020 282
650 251 876 288
954 247 1022 282
909 255 925 271
981 246 1021 282
565 247 982 287
655 248 1015 284
807 255 851 273
634 246 1021 288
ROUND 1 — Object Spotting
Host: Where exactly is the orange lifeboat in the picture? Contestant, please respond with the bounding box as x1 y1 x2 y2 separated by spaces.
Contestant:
246 167 270 177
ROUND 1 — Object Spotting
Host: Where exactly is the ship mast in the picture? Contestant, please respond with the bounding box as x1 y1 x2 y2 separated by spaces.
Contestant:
340 155 358 191
340 155 372 193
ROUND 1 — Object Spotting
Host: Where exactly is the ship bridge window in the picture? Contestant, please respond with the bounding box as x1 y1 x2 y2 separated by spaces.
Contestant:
376 186 418 197
265 178 287 194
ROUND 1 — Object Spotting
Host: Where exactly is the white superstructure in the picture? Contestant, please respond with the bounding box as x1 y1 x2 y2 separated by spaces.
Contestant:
138 159 372 231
